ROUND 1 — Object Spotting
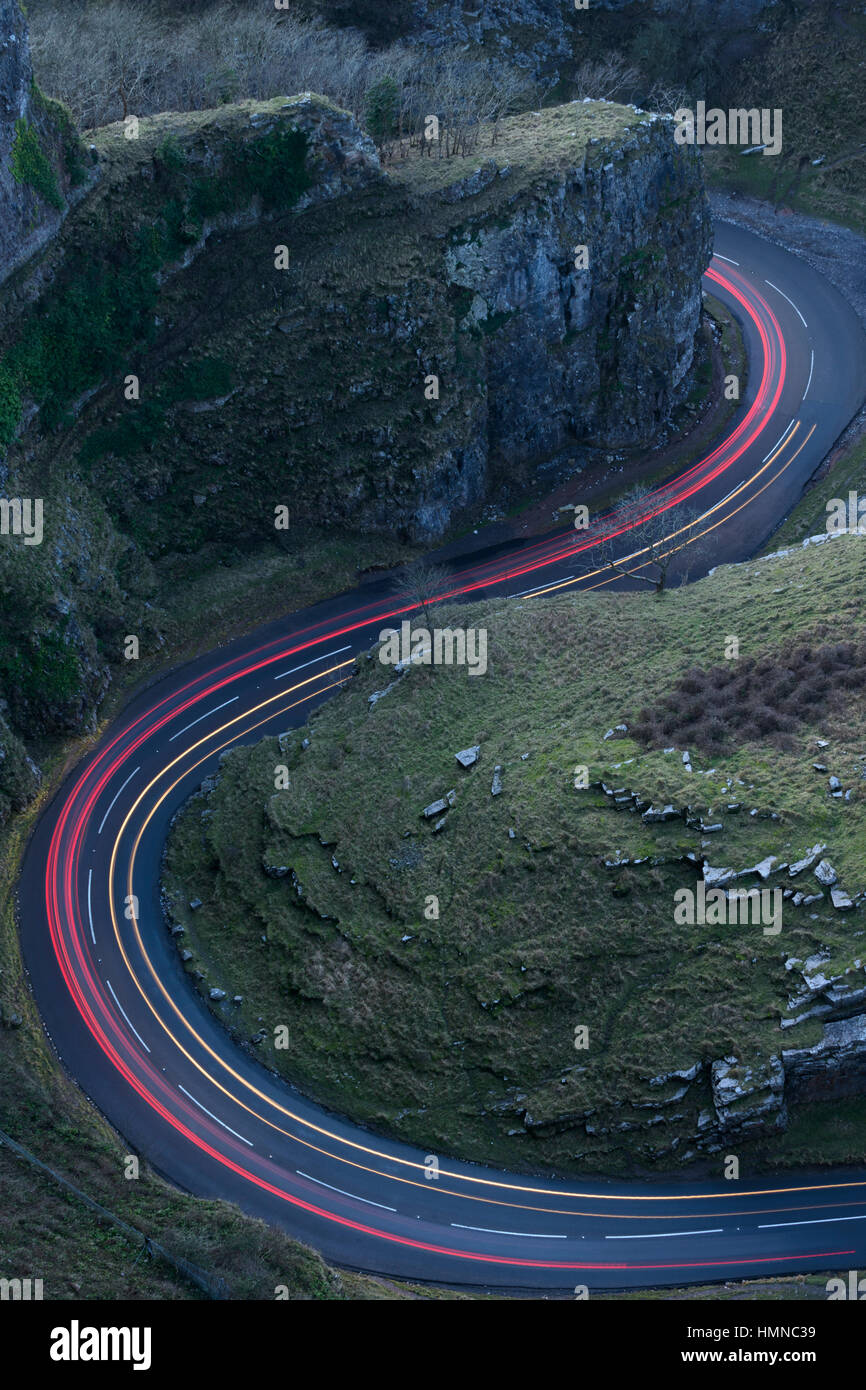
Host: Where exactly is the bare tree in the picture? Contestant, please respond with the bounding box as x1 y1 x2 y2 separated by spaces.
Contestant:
584 489 710 595
572 53 640 104
645 79 694 118
393 558 450 626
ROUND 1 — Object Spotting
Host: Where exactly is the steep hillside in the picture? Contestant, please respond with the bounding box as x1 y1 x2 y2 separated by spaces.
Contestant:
164 533 866 1176
0 85 710 803
0 0 87 277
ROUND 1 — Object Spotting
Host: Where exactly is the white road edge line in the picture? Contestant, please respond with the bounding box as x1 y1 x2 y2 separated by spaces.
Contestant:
178 1084 253 1146
87 868 95 945
169 696 239 742
714 253 739 266
762 417 797 464
759 1214 866 1230
451 1222 566 1239
803 348 815 401
295 1170 396 1212
508 576 574 600
605 1228 723 1240
765 278 808 328
274 645 353 681
106 979 151 1054
97 765 141 835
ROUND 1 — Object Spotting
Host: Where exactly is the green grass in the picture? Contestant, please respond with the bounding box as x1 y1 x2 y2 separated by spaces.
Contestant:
11 117 63 210
0 105 310 446
163 534 866 1178
761 434 866 555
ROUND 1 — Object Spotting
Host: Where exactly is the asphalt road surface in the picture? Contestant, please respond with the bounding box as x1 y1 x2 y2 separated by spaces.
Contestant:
19 222 866 1291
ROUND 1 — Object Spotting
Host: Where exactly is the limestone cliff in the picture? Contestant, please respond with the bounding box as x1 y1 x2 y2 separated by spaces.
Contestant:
411 0 773 80
0 1 87 282
0 88 710 800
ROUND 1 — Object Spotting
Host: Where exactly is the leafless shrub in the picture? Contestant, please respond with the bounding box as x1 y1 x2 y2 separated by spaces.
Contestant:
29 0 539 157
572 52 640 104
645 79 694 117
392 559 451 626
29 1 408 128
581 488 711 595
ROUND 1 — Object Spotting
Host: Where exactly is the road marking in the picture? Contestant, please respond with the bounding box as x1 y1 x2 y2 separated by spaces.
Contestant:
803 348 815 401
508 576 574 600
87 868 95 945
714 253 739 266
106 979 151 1053
451 1222 565 1239
274 645 352 681
759 1214 866 1230
762 417 797 463
765 278 808 328
296 1170 396 1212
97 765 141 835
605 1228 723 1240
169 697 239 742
178 1084 253 1146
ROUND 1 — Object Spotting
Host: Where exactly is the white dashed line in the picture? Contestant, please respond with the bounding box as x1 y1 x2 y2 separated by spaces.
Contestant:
762 418 797 463
296 1170 396 1212
605 1228 723 1240
758 1214 866 1230
106 979 151 1053
803 348 815 401
178 1084 253 1146
87 868 95 945
765 279 808 328
274 645 353 681
451 1223 565 1239
97 765 140 835
508 576 574 600
169 696 239 742
714 253 739 266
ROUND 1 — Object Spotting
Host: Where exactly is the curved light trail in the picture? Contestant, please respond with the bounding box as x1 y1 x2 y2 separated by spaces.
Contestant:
21 223 866 1290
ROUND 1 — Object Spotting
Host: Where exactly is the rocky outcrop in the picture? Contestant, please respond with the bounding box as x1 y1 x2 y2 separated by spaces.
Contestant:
710 1054 786 1137
0 1 86 285
0 91 711 757
783 1016 866 1103
412 0 774 81
443 115 712 473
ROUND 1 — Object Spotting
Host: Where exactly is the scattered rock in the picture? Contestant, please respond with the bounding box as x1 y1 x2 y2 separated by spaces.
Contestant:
455 745 480 768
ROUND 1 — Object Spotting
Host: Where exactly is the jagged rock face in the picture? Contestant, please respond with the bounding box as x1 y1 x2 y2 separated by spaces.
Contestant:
0 0 32 269
0 96 709 764
783 1016 866 1103
444 128 711 467
0 0 80 280
412 0 772 78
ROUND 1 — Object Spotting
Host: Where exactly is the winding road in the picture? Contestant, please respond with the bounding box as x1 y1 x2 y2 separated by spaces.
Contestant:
19 222 866 1291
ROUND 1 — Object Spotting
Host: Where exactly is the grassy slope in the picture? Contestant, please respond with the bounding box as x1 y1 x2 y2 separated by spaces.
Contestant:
760 435 866 555
164 533 866 1177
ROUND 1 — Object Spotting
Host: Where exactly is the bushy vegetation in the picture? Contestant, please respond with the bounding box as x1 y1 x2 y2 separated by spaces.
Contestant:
27 0 537 158
10 117 63 209
0 124 308 444
632 640 866 754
